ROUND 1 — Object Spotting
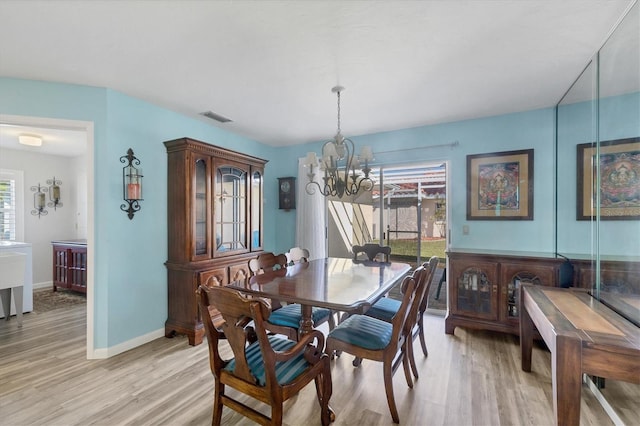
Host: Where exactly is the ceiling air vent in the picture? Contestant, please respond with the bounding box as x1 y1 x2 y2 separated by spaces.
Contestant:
200 110 233 123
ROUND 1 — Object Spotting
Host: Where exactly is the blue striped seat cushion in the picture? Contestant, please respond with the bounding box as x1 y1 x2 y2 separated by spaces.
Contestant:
327 314 393 350
268 304 331 329
365 297 400 322
224 335 310 386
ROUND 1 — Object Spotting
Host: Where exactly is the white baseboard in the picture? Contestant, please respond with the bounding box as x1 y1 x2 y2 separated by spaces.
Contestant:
89 328 165 359
33 281 53 290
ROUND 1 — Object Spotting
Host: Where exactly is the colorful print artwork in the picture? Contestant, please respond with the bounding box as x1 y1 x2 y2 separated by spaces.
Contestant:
577 138 640 220
478 161 520 212
467 149 533 220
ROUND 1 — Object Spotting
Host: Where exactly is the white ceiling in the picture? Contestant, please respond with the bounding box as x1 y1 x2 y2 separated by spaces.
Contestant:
0 0 635 154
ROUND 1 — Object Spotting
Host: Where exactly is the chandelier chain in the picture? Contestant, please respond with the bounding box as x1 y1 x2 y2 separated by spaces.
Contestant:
336 90 341 134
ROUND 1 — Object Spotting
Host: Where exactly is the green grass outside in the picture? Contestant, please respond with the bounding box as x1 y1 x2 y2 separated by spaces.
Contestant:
375 239 446 263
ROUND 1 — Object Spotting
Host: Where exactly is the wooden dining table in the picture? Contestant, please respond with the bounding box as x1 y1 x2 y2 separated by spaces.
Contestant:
226 257 411 334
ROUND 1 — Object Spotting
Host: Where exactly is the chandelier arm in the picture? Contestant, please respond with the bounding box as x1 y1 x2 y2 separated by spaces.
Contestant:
305 180 321 195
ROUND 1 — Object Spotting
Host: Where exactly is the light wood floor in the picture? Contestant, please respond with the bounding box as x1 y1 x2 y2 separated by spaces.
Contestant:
1 303 637 426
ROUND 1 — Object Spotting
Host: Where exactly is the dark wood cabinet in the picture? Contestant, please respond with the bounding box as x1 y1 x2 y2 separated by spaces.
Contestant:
52 239 87 293
445 251 570 335
164 137 267 346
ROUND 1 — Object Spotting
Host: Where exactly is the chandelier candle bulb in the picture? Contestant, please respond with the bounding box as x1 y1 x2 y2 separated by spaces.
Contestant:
305 152 317 166
360 146 374 162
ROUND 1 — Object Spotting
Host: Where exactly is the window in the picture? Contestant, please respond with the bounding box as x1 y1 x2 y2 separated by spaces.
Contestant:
0 169 24 242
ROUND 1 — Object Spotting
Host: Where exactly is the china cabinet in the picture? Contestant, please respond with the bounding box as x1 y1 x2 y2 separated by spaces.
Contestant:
445 250 569 335
164 137 267 345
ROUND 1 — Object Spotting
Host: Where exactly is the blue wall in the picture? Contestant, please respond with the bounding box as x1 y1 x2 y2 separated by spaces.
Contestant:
1 78 278 349
272 107 557 254
0 77 570 352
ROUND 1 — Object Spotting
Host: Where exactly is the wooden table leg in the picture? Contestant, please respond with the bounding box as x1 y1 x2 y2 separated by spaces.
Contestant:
299 304 314 335
520 292 533 372
553 334 582 426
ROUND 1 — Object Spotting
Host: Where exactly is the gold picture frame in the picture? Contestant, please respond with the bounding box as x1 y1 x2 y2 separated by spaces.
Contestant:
467 149 534 220
577 137 640 220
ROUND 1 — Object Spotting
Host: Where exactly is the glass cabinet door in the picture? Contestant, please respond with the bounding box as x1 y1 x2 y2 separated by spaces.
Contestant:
214 164 248 254
251 169 263 251
193 156 211 260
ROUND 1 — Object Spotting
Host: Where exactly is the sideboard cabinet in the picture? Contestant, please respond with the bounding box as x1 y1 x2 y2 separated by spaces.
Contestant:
445 250 570 335
52 239 87 293
164 138 267 346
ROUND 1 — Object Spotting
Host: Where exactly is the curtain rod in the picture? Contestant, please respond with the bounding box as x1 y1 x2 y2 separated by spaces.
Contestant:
373 140 459 155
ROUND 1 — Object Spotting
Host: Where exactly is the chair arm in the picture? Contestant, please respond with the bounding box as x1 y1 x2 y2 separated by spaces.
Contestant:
272 329 326 363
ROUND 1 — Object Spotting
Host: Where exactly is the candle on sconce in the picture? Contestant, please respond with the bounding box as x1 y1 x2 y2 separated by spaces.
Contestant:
127 183 141 200
37 192 45 209
52 185 60 202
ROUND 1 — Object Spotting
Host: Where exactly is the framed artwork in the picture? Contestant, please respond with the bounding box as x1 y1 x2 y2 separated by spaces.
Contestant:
467 149 534 220
577 137 640 220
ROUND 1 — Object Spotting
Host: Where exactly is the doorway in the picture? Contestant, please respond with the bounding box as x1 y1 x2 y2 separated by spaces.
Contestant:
326 162 448 310
0 114 95 357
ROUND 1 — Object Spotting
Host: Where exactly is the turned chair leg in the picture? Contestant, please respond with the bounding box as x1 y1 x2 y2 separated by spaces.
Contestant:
383 360 400 423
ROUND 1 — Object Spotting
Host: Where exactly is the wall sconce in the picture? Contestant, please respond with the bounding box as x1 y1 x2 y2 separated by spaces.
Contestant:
47 176 62 210
120 148 143 220
30 183 48 218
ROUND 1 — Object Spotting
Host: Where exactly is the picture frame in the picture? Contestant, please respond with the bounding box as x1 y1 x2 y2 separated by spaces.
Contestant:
278 176 296 210
467 149 534 220
577 137 640 220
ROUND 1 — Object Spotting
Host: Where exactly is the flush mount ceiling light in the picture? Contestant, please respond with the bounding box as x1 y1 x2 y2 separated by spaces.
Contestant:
18 134 43 147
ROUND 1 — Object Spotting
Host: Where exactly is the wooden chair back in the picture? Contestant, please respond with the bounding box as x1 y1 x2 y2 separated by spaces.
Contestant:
352 243 392 262
285 247 310 265
403 264 429 335
418 256 440 315
390 273 420 345
249 252 288 275
196 285 334 425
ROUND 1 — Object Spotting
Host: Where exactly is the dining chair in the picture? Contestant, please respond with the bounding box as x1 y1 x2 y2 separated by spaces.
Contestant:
337 243 393 325
352 243 392 263
248 252 289 275
325 272 420 424
249 252 334 341
196 285 334 426
285 246 310 265
365 256 439 380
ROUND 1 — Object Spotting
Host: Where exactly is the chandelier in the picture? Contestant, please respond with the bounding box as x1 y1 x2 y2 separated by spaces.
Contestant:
304 86 374 197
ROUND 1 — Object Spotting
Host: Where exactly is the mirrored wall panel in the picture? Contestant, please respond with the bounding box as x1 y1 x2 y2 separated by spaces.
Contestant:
556 3 639 424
